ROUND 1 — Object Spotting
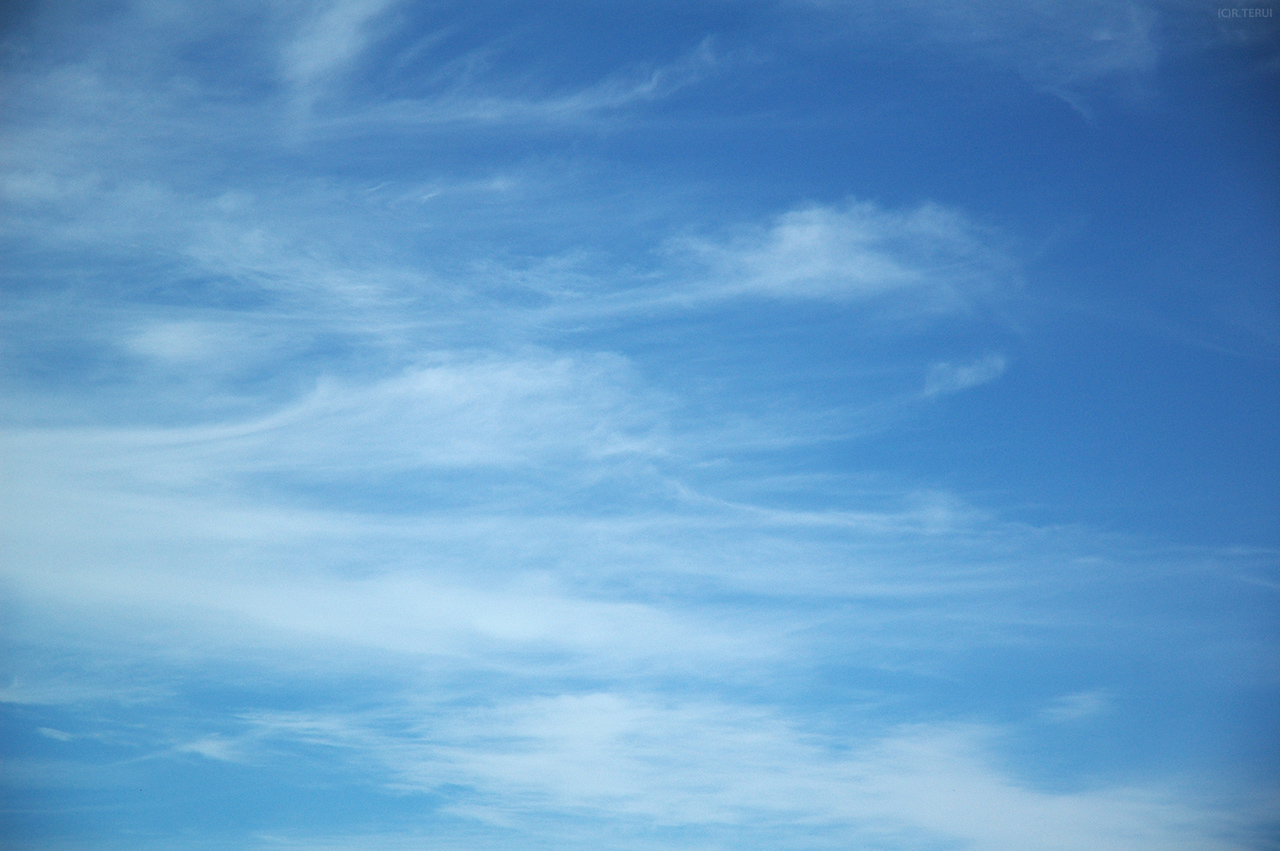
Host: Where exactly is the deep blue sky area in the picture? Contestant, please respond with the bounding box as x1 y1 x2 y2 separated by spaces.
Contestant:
1 2 1278 850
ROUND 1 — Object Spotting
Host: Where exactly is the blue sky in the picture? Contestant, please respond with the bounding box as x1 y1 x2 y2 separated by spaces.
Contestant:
1 1 1278 849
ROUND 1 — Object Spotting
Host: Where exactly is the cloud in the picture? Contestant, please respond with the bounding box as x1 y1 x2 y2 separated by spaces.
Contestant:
817 0 1168 113
10 562 770 673
281 0 402 98
36 727 74 742
177 736 242 762
923 353 1007 396
223 696 1245 851
322 36 725 129
923 0 1160 101
0 350 667 489
1039 690 1110 722
126 320 240 363
276 2 727 127
670 199 1014 309
3 356 1272 848
0 4 1273 849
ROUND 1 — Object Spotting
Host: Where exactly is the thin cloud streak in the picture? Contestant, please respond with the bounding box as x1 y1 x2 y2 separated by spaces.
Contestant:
176 699 1256 851
923 353 1008 396
315 37 726 130
814 0 1174 112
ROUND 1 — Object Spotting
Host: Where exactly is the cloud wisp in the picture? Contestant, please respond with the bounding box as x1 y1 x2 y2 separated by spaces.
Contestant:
923 353 1008 397
817 0 1168 113
213 698 1244 851
677 200 1014 304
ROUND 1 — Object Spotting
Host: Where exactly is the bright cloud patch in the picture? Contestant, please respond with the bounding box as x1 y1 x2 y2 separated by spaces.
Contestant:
924 353 1008 396
681 200 1014 307
1039 690 1110 723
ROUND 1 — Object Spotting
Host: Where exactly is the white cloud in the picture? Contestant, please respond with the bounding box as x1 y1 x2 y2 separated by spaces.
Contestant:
0 5 1270 849
126 320 232 363
281 0 402 107
227 696 1245 851
0 170 99 205
36 727 74 742
673 199 1014 308
177 736 243 762
257 354 667 469
331 37 725 129
1040 690 1109 722
820 0 1169 112
0 351 667 480
923 353 1007 396
923 0 1159 96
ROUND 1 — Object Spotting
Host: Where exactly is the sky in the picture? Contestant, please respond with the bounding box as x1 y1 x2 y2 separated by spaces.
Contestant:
0 1 1278 849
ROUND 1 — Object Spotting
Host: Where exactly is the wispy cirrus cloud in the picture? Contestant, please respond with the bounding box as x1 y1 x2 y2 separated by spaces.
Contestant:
923 353 1008 396
675 199 1014 305
2 3 1275 849
161 697 1251 851
918 0 1160 106
281 0 404 105
1039 690 1110 723
531 197 1019 323
813 0 1171 113
328 36 725 129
